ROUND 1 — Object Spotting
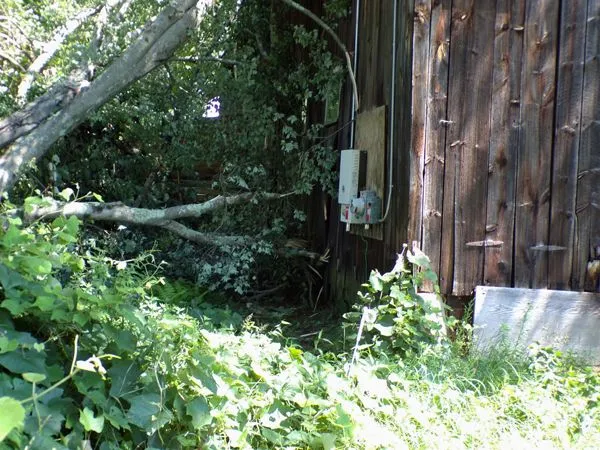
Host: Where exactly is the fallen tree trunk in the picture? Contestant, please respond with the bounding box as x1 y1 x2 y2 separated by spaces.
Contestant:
13 192 293 246
0 0 213 195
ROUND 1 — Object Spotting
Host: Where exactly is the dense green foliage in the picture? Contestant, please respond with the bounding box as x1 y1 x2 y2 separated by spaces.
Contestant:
0 208 599 448
2 0 347 297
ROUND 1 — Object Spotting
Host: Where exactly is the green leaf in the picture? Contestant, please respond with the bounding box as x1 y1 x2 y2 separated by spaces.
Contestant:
0 298 28 316
407 247 432 270
319 433 337 450
0 264 30 291
126 394 161 429
104 327 137 353
19 256 52 275
108 360 142 399
104 405 130 431
288 347 303 362
186 397 211 430
63 215 80 234
373 323 395 337
1 224 28 246
57 231 77 243
22 373 46 383
23 196 51 214
58 188 74 201
0 337 18 354
0 397 25 442
92 193 104 202
0 349 46 374
368 271 384 292
261 429 285 445
79 407 105 433
33 296 55 311
335 403 354 432
260 409 288 430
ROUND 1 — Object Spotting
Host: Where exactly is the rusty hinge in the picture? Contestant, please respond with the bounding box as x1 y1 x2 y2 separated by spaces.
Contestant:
529 244 567 252
466 239 503 247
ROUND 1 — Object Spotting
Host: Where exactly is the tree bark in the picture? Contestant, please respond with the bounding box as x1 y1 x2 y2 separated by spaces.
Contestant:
14 192 292 246
0 0 213 196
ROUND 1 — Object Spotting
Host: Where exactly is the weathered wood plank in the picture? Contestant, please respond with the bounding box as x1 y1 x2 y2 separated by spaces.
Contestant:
474 286 600 364
442 0 496 295
484 0 525 287
514 0 559 288
422 0 451 290
357 1 382 111
408 0 431 247
574 1 600 291
548 1 588 290
387 0 415 265
351 106 386 240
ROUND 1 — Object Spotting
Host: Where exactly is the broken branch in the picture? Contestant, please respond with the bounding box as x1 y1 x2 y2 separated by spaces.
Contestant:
280 0 359 111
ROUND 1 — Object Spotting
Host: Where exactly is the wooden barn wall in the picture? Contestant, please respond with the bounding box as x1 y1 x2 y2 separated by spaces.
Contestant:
411 0 600 295
319 0 415 310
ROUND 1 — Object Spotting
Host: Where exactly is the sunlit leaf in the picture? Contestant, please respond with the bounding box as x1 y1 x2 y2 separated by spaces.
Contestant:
22 372 46 383
79 407 104 433
0 397 25 442
58 188 74 201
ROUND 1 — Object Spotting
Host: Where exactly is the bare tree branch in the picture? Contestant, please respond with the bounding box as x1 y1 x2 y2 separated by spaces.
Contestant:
0 50 26 72
171 56 243 67
10 191 292 246
280 0 358 111
22 192 293 223
16 6 103 103
159 220 248 246
118 0 135 18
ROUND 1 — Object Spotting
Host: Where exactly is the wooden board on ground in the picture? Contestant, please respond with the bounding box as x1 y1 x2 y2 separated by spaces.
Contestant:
473 286 600 364
351 105 386 241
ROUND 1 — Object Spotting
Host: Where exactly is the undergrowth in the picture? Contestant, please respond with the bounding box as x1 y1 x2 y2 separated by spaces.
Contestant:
0 197 599 449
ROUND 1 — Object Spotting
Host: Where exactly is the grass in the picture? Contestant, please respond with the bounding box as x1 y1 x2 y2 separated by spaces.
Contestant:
205 299 600 450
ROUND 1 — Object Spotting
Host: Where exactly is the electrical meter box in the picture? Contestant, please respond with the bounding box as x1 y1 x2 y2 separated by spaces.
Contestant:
338 149 382 229
338 150 367 204
340 190 382 225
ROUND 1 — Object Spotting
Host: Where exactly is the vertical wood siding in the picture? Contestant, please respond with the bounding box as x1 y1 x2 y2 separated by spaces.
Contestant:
323 0 414 309
575 0 600 291
514 0 559 288
422 0 451 291
411 0 599 296
484 0 524 288
320 0 599 307
548 0 588 289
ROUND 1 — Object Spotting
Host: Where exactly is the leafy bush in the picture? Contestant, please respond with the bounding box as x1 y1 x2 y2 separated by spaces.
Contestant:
344 246 455 358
